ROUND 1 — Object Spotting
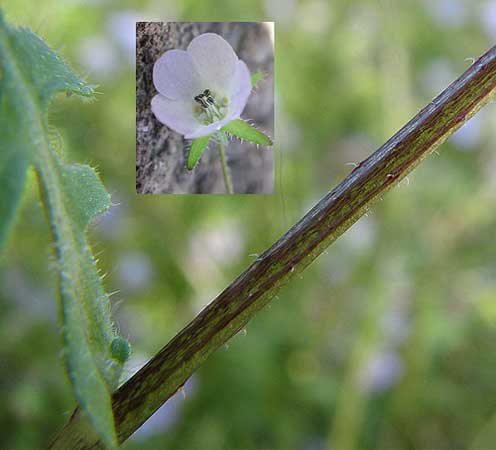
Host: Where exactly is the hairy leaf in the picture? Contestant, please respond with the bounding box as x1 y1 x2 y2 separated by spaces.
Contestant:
0 11 127 449
0 150 29 247
187 134 212 170
222 118 273 146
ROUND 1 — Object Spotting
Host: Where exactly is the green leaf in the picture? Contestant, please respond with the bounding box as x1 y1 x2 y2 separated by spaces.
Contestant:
0 151 29 248
0 11 127 449
250 71 264 87
187 134 212 170
222 119 273 146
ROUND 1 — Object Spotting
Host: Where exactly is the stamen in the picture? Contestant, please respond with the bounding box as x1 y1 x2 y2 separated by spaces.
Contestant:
193 89 227 124
194 94 210 109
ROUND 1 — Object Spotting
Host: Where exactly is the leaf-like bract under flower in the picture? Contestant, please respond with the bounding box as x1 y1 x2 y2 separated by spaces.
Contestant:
222 119 273 146
188 135 212 170
250 71 264 87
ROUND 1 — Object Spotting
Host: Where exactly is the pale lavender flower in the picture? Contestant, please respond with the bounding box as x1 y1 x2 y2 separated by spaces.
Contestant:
151 33 252 139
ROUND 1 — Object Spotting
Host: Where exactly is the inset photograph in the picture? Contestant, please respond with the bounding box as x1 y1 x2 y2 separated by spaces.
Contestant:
136 22 274 194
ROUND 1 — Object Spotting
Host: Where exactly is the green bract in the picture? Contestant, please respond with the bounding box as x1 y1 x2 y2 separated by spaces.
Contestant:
0 11 128 449
187 134 212 170
250 71 264 87
222 119 273 146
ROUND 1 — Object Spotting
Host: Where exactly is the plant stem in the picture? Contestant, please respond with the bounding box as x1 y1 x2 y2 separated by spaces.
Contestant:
218 140 233 194
48 45 496 450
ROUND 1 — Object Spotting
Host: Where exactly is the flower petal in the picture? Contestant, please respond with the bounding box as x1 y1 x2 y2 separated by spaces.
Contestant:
187 33 238 95
151 94 199 135
153 50 202 100
227 60 252 119
185 116 232 139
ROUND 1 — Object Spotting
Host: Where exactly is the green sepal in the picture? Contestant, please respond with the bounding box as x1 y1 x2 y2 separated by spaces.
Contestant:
222 119 273 147
251 71 264 87
187 135 212 170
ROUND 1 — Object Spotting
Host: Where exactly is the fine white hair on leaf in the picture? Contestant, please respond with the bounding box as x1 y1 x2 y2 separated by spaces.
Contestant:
112 298 127 311
94 249 105 258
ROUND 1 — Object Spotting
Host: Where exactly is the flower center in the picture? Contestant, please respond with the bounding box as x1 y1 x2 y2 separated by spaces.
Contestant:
193 89 228 125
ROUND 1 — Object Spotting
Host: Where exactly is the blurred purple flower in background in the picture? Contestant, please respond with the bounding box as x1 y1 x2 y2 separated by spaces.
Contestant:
420 59 456 96
360 350 403 393
424 0 468 28
129 372 197 440
452 113 484 151
116 251 154 292
151 33 252 139
107 11 140 62
481 1 496 39
78 36 119 79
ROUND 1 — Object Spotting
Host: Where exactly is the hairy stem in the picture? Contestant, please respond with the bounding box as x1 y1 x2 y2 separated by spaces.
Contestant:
49 45 496 449
218 140 233 194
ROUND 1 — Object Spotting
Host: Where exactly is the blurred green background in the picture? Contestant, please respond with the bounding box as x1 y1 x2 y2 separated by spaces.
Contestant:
1 0 496 449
